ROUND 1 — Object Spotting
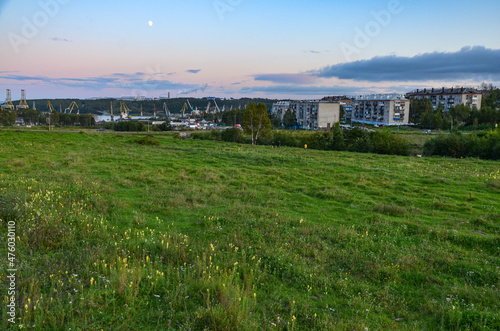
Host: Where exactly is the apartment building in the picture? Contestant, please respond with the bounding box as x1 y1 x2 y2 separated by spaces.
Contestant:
352 94 410 126
289 100 340 130
270 101 291 120
406 87 482 110
321 96 354 120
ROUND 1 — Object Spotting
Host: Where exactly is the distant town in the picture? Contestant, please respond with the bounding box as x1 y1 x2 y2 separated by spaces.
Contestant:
1 85 498 131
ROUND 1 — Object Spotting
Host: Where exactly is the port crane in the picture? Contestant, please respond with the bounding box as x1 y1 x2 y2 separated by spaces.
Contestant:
163 102 170 118
16 89 29 110
119 101 132 119
47 100 55 112
186 99 194 112
208 97 221 113
181 102 189 118
1 89 15 110
214 99 221 113
65 101 79 114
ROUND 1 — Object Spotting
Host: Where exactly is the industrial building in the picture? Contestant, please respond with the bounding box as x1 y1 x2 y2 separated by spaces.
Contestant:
406 87 482 110
352 94 410 126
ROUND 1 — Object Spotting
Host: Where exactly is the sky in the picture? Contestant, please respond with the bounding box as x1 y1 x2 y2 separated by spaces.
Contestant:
1 0 500 100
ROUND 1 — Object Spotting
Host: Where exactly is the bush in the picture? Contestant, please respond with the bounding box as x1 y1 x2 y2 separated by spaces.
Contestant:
370 130 411 156
221 128 244 143
423 130 500 160
136 135 160 146
153 122 172 131
269 131 301 148
197 127 412 156
113 121 145 132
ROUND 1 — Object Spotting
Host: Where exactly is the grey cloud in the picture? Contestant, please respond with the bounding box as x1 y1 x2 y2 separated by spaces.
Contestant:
253 73 318 85
305 50 330 54
315 46 500 82
51 37 71 42
240 85 381 96
186 69 201 74
0 72 197 91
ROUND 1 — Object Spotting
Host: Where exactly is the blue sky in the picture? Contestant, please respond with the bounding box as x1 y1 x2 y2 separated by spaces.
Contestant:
1 0 500 100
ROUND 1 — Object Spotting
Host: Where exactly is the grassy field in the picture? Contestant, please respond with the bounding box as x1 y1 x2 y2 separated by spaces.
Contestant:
0 130 499 330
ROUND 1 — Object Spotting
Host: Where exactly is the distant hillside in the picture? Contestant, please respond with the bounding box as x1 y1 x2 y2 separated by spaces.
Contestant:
27 98 279 115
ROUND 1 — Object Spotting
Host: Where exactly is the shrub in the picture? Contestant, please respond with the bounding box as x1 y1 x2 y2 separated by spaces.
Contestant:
221 128 244 143
423 129 500 160
113 121 145 132
136 135 160 146
370 130 411 156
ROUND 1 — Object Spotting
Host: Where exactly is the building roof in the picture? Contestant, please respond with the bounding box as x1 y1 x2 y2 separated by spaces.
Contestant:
407 87 481 96
320 95 352 102
355 94 408 101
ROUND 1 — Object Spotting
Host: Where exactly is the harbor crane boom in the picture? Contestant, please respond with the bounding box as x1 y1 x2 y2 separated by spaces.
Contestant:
181 102 189 118
1 89 14 110
186 99 194 111
119 101 132 119
47 100 55 112
65 101 79 114
163 102 170 118
16 89 29 110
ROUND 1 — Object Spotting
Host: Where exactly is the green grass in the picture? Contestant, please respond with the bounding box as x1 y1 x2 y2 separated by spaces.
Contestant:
0 130 499 330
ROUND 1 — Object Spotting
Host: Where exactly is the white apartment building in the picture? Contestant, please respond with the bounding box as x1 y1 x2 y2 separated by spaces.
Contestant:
289 100 341 130
352 94 410 126
406 87 482 110
270 101 291 120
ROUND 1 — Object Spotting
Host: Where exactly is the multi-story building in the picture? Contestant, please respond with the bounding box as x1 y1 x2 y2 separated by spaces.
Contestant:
270 101 291 121
352 94 410 126
406 87 482 110
321 96 354 121
289 100 340 130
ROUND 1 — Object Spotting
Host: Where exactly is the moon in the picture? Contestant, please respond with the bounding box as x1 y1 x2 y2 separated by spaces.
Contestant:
148 20 153 27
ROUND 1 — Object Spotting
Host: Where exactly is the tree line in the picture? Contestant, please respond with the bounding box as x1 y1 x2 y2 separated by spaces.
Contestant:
26 97 276 116
0 109 95 127
195 103 411 156
410 87 500 130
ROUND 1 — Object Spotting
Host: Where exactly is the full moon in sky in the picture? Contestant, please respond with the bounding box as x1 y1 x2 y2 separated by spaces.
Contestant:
148 20 153 26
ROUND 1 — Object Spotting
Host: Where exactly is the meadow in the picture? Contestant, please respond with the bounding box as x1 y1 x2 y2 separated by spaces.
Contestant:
0 130 499 330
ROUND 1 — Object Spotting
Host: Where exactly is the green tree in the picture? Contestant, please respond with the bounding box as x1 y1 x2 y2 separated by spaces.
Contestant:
243 103 271 145
0 109 16 126
282 109 297 128
450 105 471 131
434 104 444 130
329 123 345 150
410 98 433 124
